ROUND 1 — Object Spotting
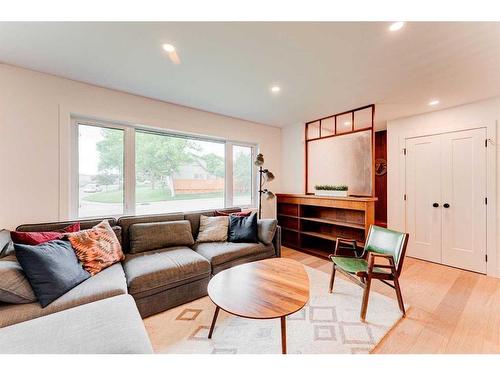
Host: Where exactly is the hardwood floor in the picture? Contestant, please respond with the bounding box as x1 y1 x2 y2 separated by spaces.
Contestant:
282 246 500 354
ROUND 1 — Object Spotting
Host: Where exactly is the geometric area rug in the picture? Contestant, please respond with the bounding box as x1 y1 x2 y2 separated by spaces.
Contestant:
143 266 407 354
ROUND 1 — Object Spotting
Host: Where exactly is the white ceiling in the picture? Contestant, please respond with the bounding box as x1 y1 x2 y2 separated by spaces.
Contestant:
0 22 499 128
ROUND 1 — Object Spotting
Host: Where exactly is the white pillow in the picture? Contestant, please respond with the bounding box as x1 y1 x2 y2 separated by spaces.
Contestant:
196 215 229 243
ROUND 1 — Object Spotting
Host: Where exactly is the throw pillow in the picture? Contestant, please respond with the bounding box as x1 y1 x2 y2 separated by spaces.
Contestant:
0 229 15 257
228 212 259 243
214 210 252 217
10 223 81 246
67 220 124 275
196 215 229 243
0 255 37 304
14 240 90 307
257 219 278 245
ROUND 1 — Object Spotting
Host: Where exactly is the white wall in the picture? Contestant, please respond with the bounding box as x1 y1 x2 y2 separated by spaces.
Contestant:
387 97 500 277
280 122 305 194
0 64 282 229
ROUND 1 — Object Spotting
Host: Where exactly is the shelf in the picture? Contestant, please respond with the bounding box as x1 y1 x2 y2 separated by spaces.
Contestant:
281 227 300 233
300 216 365 230
277 194 374 260
301 230 364 247
278 213 299 219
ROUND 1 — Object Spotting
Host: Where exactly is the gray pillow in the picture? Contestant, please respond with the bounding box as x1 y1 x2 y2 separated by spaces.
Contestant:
0 229 15 258
197 215 229 243
0 255 37 304
257 219 278 245
129 220 194 254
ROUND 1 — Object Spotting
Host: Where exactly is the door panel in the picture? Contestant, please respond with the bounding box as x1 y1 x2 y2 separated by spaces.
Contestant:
441 128 486 273
405 135 442 263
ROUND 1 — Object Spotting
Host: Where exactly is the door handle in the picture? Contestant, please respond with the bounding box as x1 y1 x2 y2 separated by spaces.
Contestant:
432 203 439 207
443 203 450 208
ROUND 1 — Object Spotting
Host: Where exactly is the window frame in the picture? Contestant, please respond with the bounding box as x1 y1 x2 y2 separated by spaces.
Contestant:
71 118 258 219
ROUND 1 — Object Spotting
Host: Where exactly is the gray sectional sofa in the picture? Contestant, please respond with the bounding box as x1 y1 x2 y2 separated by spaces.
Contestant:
0 208 281 354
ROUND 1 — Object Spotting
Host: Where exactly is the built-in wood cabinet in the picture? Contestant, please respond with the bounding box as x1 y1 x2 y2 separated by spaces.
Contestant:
276 194 376 258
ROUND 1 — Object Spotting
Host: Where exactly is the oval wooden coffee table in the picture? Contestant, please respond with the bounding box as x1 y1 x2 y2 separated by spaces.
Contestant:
207 258 310 354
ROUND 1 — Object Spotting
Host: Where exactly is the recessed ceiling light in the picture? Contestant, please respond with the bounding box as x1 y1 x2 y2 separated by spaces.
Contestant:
389 22 405 31
429 99 440 106
162 43 176 52
162 43 180 64
270 85 281 93
344 121 351 126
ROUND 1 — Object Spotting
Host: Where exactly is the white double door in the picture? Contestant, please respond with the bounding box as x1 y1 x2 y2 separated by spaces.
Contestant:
405 128 487 273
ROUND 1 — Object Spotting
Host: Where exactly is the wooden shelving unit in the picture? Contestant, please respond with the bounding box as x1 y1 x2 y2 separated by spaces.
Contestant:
276 193 376 259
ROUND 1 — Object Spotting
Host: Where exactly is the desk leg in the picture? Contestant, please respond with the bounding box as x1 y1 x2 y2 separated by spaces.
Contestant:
280 316 287 354
208 306 220 339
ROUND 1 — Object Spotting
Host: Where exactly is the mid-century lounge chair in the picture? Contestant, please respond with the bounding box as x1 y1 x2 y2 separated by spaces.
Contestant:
328 225 409 321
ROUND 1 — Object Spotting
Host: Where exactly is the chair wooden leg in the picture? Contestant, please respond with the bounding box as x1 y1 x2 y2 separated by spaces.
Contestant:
329 264 336 293
393 277 406 316
360 276 372 321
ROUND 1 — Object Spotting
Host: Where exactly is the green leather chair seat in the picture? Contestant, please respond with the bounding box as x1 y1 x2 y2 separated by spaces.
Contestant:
331 256 391 275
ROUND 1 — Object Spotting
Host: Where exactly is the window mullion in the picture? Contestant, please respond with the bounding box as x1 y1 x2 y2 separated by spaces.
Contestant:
123 127 136 215
225 142 234 208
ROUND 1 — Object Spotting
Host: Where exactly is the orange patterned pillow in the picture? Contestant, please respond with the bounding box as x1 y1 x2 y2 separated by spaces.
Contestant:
67 220 124 276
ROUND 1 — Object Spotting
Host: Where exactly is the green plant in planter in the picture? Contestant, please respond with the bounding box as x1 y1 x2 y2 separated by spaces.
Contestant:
314 184 348 191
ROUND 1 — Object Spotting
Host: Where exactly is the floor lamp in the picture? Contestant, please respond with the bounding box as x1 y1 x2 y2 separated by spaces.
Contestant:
254 153 275 219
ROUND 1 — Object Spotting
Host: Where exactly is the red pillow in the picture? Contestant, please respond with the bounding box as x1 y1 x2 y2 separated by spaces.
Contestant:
11 223 81 245
214 210 252 217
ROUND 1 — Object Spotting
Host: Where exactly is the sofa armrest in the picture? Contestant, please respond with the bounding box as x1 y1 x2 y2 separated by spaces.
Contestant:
273 225 282 258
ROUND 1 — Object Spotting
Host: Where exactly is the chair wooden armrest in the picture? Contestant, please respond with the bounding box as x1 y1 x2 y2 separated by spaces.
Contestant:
331 237 360 258
367 252 397 275
368 253 394 259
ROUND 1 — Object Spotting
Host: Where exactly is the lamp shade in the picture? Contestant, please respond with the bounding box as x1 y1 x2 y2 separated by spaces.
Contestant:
264 171 275 181
254 153 264 166
263 190 275 200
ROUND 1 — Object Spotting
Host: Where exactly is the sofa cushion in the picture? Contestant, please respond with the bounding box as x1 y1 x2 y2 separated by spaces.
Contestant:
0 294 153 354
67 220 124 275
0 229 15 257
214 210 251 217
0 255 37 304
192 241 274 267
118 213 184 252
129 220 194 254
14 240 91 307
123 246 211 298
257 219 278 245
0 262 127 328
15 218 117 232
211 247 276 275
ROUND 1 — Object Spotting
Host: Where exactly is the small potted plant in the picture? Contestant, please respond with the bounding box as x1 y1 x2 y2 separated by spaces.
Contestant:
314 184 349 197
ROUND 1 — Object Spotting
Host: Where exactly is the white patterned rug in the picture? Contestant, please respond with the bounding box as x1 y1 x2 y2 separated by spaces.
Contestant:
144 266 407 354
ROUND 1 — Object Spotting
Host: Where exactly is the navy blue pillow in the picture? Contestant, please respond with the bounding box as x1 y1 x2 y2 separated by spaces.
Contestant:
14 240 90 307
228 212 259 243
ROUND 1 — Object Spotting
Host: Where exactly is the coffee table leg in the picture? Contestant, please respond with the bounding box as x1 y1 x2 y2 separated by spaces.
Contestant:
208 306 220 338
280 316 287 354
